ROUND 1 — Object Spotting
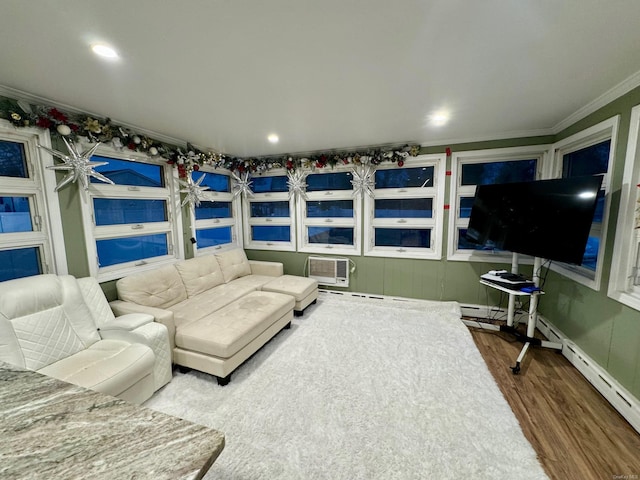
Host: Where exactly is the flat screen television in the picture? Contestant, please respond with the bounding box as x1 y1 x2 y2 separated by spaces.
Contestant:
465 175 603 265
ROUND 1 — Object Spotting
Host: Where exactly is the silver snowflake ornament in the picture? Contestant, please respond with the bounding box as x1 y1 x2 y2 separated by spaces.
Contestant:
287 170 308 201
232 171 254 199
350 164 376 198
179 172 210 207
38 138 114 191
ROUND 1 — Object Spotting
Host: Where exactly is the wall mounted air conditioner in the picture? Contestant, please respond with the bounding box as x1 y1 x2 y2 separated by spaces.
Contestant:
308 256 349 287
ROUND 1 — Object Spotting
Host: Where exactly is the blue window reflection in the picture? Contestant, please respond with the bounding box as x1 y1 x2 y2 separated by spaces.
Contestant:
91 157 164 187
93 199 167 225
195 201 232 220
194 172 230 192
250 201 289 218
196 226 232 248
307 200 353 218
459 197 475 219
97 234 168 267
374 198 432 218
375 166 434 189
306 172 353 191
308 227 354 245
252 176 288 193
581 237 599 271
375 228 431 248
461 160 537 186
0 196 32 232
458 228 500 251
0 141 28 178
0 247 41 282
252 226 290 242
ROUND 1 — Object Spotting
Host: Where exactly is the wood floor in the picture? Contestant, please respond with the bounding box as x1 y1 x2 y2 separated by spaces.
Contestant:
468 321 640 480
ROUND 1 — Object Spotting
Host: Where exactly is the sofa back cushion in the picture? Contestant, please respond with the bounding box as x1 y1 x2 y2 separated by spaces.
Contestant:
0 275 101 370
215 249 252 283
116 264 187 309
175 255 225 297
77 276 116 328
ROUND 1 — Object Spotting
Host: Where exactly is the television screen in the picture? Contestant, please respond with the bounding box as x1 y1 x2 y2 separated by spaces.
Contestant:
466 175 603 265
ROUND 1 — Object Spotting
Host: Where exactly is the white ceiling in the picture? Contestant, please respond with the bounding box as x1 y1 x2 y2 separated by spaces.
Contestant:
2 1 640 157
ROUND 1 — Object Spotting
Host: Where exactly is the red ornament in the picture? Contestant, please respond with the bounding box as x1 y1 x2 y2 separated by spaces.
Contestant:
36 117 52 129
286 160 293 170
238 164 245 173
69 124 80 132
167 159 175 165
49 108 68 122
315 162 324 169
397 160 404 167
127 142 137 150
445 147 452 156
193 164 200 171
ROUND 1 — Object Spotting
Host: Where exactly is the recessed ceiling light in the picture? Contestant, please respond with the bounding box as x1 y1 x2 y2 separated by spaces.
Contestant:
267 134 279 144
91 43 119 59
430 111 450 127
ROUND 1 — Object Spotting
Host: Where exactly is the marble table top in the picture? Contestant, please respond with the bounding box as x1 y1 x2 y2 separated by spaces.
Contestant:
0 362 225 480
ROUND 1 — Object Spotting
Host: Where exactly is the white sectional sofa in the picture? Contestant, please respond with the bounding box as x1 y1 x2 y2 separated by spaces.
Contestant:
111 249 318 385
0 274 172 404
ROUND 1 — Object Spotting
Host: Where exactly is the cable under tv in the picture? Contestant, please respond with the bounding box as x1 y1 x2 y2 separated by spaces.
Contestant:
480 271 535 289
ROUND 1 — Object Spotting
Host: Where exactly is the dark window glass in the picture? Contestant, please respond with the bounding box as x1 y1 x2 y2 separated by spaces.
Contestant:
581 236 599 271
196 226 232 248
457 228 501 251
593 190 605 223
307 200 353 218
459 197 475 219
375 228 431 248
461 160 537 186
375 166 434 189
562 140 610 178
0 196 32 232
97 234 168 267
251 226 290 242
0 247 41 282
306 172 353 191
91 157 164 187
0 141 28 178
195 172 230 192
250 201 289 218
308 227 354 245
374 198 433 218
195 201 232 220
93 199 167 225
252 176 288 193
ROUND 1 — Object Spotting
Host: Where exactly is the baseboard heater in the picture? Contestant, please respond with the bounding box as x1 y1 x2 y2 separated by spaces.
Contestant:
308 256 349 287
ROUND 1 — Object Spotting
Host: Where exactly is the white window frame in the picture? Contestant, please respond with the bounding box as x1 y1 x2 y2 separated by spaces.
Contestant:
364 154 446 259
79 143 184 282
609 105 640 309
297 166 361 256
448 145 549 262
242 169 295 252
550 116 618 291
0 120 67 277
190 168 242 256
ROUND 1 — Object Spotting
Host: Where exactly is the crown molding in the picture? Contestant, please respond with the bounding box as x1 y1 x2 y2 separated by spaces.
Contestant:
553 69 640 134
419 127 554 149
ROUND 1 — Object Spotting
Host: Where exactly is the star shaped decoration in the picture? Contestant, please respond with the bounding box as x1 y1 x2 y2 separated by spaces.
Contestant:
287 170 308 201
179 172 210 207
232 171 254 199
38 138 114 192
350 164 376 198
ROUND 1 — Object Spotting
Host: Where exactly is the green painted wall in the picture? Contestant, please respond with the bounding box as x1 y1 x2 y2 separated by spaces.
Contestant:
51 87 640 400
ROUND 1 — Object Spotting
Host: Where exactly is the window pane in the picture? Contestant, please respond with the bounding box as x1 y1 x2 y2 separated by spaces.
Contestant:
0 247 42 282
0 196 32 232
461 160 537 186
250 201 289 218
251 225 290 242
581 236 599 271
196 226 232 248
91 157 164 187
374 198 433 218
307 200 353 217
375 166 434 189
563 140 610 177
457 228 501 251
375 228 431 248
308 227 354 245
96 234 168 267
197 172 230 192
195 201 232 220
306 172 353 191
93 198 167 225
459 197 475 219
252 176 288 193
593 190 605 223
0 140 28 178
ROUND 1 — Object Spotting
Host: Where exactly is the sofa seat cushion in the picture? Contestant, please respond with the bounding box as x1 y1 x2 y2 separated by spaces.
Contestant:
175 291 294 359
169 283 257 328
262 275 318 302
37 339 155 397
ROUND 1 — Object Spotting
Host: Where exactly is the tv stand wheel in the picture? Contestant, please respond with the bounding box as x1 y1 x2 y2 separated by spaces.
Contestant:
511 363 521 375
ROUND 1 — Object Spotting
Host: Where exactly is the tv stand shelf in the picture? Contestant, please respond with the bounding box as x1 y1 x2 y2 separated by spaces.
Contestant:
479 280 544 296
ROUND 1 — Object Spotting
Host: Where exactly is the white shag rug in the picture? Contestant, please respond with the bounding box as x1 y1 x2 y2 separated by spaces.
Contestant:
145 292 548 480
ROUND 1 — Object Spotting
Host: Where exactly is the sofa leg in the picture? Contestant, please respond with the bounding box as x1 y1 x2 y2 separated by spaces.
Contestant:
177 365 191 374
284 321 292 329
217 374 231 386
294 310 303 317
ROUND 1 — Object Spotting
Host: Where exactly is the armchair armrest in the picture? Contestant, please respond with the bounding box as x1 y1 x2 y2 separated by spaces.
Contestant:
110 300 176 350
99 313 154 332
249 260 283 277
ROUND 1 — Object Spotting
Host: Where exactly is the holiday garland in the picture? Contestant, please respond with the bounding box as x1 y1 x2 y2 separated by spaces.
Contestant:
0 96 420 177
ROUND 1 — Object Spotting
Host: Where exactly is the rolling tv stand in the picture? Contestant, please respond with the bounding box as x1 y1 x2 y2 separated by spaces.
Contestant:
463 254 563 374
